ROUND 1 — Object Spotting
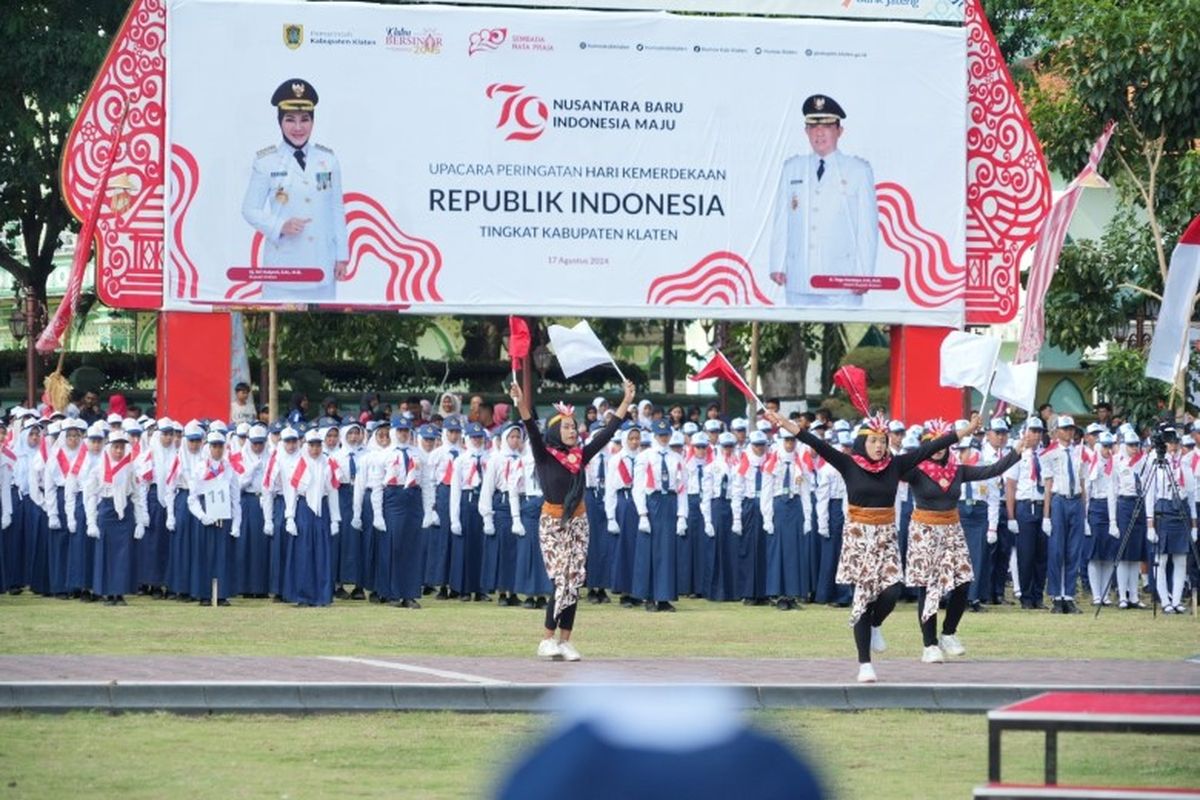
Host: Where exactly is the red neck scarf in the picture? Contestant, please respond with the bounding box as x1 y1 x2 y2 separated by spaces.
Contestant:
547 446 584 474
917 454 958 492
850 454 892 474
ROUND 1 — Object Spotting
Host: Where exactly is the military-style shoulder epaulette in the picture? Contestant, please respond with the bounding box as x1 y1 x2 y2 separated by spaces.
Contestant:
313 143 334 154
256 145 276 157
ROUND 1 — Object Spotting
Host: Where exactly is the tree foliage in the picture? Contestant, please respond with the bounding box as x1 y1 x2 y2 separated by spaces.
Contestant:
0 1 128 303
1023 0 1200 353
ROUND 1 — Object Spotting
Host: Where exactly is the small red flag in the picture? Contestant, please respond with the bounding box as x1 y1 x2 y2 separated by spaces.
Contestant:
508 316 531 373
833 365 871 417
690 350 760 407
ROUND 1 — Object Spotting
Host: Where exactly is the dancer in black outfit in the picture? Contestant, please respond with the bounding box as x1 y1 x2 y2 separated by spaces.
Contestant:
767 410 979 682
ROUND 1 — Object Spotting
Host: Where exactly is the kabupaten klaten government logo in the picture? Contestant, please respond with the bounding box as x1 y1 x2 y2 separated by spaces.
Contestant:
283 24 304 49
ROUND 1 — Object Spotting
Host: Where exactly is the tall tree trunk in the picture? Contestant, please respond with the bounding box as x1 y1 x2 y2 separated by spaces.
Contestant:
662 321 675 394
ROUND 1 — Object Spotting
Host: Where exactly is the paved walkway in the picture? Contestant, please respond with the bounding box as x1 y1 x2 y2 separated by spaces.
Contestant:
2 656 1196 712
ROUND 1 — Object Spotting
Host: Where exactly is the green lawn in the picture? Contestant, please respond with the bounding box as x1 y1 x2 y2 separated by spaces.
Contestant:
0 709 1196 799
0 592 1194 660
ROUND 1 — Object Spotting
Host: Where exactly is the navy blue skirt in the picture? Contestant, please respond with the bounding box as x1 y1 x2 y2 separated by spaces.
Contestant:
1153 499 1192 556
283 496 334 606
168 489 195 595
46 487 71 595
1085 497 1120 561
93 498 136 597
66 494 93 592
136 490 170 587
708 495 737 602
584 488 610 589
633 491 678 602
384 485 423 602
767 494 804 598
608 489 638 595
237 491 270 595
448 489 484 595
335 483 359 586
23 494 50 595
1115 496 1148 562
514 495 552 595
423 484 452 587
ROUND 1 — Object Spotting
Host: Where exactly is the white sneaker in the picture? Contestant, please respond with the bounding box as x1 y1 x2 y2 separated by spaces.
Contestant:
1164 605 1177 615
939 634 966 657
856 663 877 683
558 641 582 662
921 645 945 664
537 638 562 660
870 626 887 653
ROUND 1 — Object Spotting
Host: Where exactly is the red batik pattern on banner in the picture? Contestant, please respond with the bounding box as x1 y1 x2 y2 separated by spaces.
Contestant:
876 184 967 307
168 145 201 299
223 192 443 306
60 0 167 310
646 251 773 306
962 0 1052 324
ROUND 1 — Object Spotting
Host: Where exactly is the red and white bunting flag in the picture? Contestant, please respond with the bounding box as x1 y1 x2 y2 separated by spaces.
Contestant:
1145 213 1200 383
1015 121 1116 363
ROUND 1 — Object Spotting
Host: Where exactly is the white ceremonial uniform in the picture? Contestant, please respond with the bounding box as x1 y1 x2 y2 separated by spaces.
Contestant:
241 140 349 302
683 450 714 535
812 457 846 537
189 457 243 535
633 444 688 527
761 447 813 533
769 149 878 307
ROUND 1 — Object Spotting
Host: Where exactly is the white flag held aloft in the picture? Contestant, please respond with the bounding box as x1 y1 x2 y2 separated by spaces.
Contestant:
991 360 1040 412
939 331 1002 390
547 320 624 380
1145 214 1200 383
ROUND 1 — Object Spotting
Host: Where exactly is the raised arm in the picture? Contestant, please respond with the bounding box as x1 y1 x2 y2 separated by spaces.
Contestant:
795 429 852 474
511 382 548 465
960 448 1023 482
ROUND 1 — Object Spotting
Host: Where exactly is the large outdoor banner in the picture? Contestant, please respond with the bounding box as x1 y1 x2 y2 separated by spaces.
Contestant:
165 0 967 324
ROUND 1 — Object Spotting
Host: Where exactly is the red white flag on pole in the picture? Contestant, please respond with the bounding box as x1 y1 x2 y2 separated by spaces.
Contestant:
37 99 130 355
1015 121 1116 363
1145 213 1200 383
690 350 761 409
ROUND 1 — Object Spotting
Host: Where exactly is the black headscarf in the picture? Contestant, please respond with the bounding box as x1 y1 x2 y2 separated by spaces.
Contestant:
546 417 586 523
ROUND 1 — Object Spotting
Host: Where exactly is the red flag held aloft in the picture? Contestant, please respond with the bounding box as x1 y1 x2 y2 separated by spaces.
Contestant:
833 365 871 417
508 316 531 373
690 350 761 408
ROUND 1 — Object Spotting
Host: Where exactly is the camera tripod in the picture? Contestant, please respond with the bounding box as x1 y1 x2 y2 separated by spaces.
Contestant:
1095 445 1200 618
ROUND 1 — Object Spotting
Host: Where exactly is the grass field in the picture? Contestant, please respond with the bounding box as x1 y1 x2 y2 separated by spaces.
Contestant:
0 592 1195 660
0 709 1196 799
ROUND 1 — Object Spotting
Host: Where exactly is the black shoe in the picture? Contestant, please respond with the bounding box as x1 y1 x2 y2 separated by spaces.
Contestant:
1033 600 1047 610
776 598 790 611
644 601 659 612
969 601 987 613
658 601 676 613
597 591 611 604
507 595 521 607
369 593 384 604
115 596 128 606
535 596 548 609
422 585 435 596
435 586 449 600
7 588 23 595
588 591 603 604
620 596 635 608
217 598 231 607
1020 598 1034 609
393 598 421 609
349 587 366 601
1050 599 1063 614
459 592 472 602
104 597 118 606
150 587 165 599
1064 599 1081 614
474 592 492 602
521 597 536 609
334 586 349 600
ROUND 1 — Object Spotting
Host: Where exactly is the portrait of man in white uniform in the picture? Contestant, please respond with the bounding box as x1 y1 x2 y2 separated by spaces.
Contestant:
242 78 349 304
769 94 878 308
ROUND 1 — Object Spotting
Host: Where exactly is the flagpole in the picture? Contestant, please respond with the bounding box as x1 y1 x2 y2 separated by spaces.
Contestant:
749 322 760 419
976 347 1003 422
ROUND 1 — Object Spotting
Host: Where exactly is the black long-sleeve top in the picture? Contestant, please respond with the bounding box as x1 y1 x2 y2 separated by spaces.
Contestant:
902 450 1022 511
523 412 622 505
798 429 960 509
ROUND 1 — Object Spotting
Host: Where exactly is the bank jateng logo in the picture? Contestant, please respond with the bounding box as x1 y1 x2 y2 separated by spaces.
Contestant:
469 28 507 56
486 84 548 142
